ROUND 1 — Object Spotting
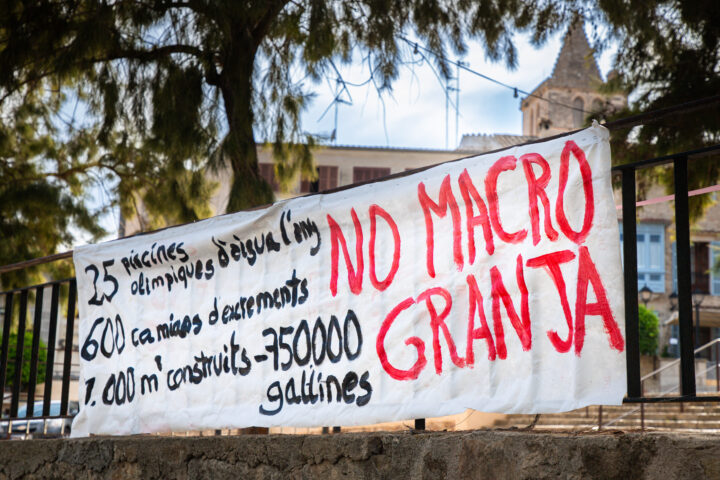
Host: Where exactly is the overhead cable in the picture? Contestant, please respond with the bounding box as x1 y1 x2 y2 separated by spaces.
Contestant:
400 36 594 115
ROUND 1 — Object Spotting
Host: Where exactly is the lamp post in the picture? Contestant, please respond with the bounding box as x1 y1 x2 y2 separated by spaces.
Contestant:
692 288 708 350
639 285 652 308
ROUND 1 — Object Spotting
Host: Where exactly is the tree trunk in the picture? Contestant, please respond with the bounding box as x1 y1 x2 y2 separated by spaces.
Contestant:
219 38 273 213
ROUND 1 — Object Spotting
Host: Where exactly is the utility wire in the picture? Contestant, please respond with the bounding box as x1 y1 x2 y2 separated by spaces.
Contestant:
400 36 594 115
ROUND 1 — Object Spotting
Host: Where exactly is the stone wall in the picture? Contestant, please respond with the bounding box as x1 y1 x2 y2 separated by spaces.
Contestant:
2 430 720 479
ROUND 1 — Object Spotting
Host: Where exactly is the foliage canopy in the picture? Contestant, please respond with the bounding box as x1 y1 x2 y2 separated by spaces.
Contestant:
0 0 718 281
592 0 720 218
0 1 571 231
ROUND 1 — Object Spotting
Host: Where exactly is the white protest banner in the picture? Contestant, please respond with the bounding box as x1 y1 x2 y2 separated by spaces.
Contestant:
71 124 625 436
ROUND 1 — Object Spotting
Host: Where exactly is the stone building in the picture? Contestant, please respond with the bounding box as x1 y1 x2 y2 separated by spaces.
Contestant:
519 22 626 138
459 22 626 151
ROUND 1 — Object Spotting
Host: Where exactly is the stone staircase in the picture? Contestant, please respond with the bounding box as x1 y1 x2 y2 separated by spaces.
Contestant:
495 402 720 433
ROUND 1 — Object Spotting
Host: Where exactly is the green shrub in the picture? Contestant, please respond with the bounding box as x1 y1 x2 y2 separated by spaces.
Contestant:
638 305 659 356
1 331 47 388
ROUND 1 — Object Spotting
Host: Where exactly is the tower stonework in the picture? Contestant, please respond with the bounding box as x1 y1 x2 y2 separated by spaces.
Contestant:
521 23 626 138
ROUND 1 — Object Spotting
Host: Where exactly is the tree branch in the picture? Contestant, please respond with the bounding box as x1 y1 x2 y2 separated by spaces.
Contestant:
252 1 292 46
100 43 206 62
0 43 213 104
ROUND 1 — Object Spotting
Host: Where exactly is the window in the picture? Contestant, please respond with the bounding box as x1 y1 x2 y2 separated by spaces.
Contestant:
319 166 339 191
300 166 339 193
711 242 720 295
671 242 718 294
672 241 677 293
258 163 279 191
353 167 391 184
572 97 585 128
619 223 666 292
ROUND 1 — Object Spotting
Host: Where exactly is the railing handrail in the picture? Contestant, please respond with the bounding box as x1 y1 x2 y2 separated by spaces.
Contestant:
602 339 720 430
605 359 720 428
640 338 720 382
610 142 720 172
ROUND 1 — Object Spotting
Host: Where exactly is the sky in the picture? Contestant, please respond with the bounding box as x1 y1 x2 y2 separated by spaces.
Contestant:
88 24 618 243
300 26 616 150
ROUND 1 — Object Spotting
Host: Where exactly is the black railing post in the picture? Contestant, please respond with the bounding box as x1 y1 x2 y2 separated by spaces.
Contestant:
622 167 641 399
0 292 13 396
674 156 696 397
414 418 425 430
10 290 29 417
42 283 60 416
60 279 76 416
26 286 44 416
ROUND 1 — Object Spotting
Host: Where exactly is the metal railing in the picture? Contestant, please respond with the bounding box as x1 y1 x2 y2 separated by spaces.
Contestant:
1 141 719 438
614 143 720 404
641 338 720 388
0 279 77 438
602 339 720 430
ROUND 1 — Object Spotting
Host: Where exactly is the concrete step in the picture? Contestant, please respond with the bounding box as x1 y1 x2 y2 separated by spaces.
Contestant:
500 418 720 429
504 424 720 434
499 423 720 432
607 419 720 428
506 405 720 417
585 405 720 413
509 412 720 422
492 398 720 431
497 412 720 431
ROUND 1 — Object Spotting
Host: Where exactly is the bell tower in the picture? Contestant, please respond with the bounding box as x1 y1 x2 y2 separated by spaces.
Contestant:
521 22 626 137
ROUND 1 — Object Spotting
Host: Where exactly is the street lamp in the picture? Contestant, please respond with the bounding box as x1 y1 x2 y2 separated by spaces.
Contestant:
639 285 653 308
692 288 708 349
669 291 678 311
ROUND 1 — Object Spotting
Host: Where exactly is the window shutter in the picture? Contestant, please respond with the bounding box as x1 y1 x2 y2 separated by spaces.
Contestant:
300 166 338 193
258 163 279 191
711 242 720 295
636 231 648 274
353 167 391 184
647 231 664 271
621 223 666 293
672 241 677 293
319 166 338 191
642 224 665 292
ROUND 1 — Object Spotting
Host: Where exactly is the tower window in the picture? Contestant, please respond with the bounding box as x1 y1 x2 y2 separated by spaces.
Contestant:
573 97 585 128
